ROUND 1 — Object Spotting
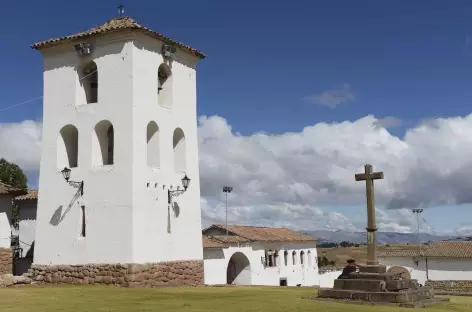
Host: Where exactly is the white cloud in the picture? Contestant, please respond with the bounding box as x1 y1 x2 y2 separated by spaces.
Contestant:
5 113 472 234
374 116 402 129
0 120 42 173
302 84 355 108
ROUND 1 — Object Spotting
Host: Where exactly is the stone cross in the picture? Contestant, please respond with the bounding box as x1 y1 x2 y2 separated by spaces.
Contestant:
355 164 384 266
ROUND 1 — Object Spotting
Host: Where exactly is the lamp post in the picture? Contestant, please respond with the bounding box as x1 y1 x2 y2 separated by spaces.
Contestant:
61 167 84 196
222 186 233 236
168 174 191 204
412 208 423 254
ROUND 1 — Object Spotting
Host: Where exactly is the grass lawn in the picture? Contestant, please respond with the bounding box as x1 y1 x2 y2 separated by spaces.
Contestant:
1 285 471 312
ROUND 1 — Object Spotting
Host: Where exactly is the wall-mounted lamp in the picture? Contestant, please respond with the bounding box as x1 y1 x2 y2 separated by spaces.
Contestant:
61 167 84 196
168 174 191 204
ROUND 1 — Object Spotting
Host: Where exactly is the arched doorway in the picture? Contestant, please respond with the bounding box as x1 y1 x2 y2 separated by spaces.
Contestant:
226 252 251 285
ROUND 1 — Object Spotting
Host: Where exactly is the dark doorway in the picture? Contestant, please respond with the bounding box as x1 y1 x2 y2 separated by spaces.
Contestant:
280 278 287 286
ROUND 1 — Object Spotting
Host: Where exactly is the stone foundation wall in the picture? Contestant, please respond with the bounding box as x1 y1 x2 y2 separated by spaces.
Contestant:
0 248 12 275
27 260 204 287
426 280 472 292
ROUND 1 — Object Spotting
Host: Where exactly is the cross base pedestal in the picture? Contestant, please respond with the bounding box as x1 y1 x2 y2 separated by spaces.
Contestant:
317 268 449 308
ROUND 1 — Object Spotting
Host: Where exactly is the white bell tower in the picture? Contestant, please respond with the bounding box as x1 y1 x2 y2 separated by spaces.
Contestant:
32 14 205 272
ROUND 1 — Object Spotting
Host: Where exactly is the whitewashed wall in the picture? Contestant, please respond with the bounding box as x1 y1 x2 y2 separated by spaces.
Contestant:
34 30 203 265
380 257 472 285
428 258 472 280
204 246 253 285
318 269 342 288
203 242 319 287
0 196 13 248
18 200 37 257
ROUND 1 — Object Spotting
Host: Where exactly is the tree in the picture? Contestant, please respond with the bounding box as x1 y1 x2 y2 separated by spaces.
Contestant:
0 158 27 190
0 158 28 230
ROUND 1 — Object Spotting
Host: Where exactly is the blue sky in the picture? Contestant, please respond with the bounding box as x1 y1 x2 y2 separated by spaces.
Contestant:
2 0 472 234
3 0 472 134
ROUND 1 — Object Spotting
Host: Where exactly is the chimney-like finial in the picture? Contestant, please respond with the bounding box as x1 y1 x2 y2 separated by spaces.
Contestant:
118 3 125 17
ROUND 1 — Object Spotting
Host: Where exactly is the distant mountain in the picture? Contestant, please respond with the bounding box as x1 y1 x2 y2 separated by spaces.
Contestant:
301 230 456 245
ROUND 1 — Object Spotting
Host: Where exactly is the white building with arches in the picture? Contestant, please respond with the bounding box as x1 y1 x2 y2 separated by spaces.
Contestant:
29 15 207 285
202 224 320 286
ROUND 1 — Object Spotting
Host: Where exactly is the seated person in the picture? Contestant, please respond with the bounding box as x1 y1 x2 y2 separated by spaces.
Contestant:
337 259 362 279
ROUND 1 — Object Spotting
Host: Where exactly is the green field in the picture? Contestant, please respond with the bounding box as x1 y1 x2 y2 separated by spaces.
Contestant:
0 285 470 312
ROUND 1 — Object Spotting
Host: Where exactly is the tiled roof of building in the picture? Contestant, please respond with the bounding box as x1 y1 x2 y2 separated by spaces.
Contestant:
378 250 422 258
425 241 472 258
203 224 317 243
0 182 27 196
202 235 251 249
15 190 38 201
202 236 226 248
378 241 472 259
31 16 205 58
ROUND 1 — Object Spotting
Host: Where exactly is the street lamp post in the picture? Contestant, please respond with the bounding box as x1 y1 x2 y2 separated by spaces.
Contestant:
412 208 424 254
222 186 233 236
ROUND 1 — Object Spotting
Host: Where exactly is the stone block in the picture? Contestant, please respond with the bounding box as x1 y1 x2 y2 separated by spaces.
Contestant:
334 279 386 292
368 291 406 303
365 288 433 303
13 275 32 285
386 279 411 291
351 292 370 301
2 274 14 287
318 288 353 299
347 272 397 282
359 265 387 274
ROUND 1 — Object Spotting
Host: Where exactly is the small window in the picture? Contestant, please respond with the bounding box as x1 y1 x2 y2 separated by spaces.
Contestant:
80 61 98 104
93 120 114 166
264 250 276 267
146 121 160 167
57 125 79 168
80 206 86 237
307 250 312 266
173 128 186 172
292 251 296 265
300 251 305 265
284 251 288 266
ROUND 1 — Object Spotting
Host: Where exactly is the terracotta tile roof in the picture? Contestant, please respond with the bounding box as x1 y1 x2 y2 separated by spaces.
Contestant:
202 235 251 249
378 250 422 258
378 241 472 259
204 224 318 243
0 182 27 196
31 16 205 59
425 241 472 258
202 236 227 248
15 190 38 201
